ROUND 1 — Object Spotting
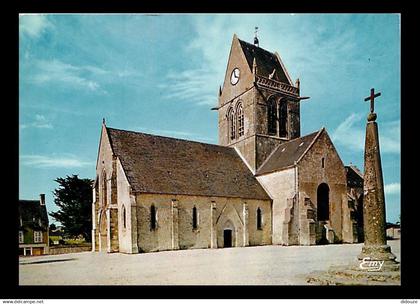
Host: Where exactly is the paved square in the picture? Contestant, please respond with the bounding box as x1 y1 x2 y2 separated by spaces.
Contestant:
19 240 400 285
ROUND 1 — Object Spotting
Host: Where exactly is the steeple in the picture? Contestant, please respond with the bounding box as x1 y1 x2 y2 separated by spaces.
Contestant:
217 34 302 172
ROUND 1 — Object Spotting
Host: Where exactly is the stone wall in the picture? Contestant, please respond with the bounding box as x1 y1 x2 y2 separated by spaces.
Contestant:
49 245 92 255
135 193 271 253
116 157 138 253
93 123 120 253
256 168 296 245
297 130 349 243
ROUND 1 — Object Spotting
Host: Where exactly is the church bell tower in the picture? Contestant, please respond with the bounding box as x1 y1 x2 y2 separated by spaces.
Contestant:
216 33 303 173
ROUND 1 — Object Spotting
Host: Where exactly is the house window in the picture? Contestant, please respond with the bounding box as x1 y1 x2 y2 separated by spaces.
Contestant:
257 208 263 230
150 205 157 230
19 231 24 244
236 102 244 137
34 231 43 243
267 98 277 135
228 107 235 141
192 206 198 230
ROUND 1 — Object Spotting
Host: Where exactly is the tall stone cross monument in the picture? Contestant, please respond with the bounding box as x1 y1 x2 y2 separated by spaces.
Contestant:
307 89 400 284
358 88 398 268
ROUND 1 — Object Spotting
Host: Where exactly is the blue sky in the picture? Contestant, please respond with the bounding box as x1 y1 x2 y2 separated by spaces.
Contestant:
19 14 401 224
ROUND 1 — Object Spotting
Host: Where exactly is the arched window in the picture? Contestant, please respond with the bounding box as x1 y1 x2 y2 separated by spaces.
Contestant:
227 107 235 141
236 102 244 137
257 207 263 230
317 183 330 221
192 206 198 229
267 98 277 135
150 205 157 230
122 205 126 229
279 100 288 137
102 172 107 207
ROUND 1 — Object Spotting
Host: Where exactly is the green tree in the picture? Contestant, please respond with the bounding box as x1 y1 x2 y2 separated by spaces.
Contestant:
49 175 93 242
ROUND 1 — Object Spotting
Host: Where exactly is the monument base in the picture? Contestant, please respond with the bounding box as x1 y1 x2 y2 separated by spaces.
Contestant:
358 244 397 263
306 260 400 285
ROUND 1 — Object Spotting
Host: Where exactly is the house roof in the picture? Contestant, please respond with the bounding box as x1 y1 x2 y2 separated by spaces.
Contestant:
256 130 322 176
238 38 291 84
345 165 364 188
106 127 271 200
18 200 49 231
346 164 364 179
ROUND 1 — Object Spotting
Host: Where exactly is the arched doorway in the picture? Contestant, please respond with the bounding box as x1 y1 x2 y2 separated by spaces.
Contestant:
223 229 233 247
99 211 107 252
221 220 236 248
316 183 330 244
317 183 330 221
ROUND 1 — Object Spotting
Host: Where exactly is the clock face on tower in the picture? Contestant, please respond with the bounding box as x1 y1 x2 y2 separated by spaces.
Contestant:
230 68 240 85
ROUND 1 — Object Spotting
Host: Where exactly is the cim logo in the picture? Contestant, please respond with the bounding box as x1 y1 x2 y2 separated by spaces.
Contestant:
359 257 385 271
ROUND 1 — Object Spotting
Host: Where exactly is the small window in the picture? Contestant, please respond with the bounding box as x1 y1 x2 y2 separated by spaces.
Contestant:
236 103 244 137
228 107 236 141
122 205 127 229
257 208 263 230
19 231 24 244
150 205 157 230
322 157 325 168
192 206 198 230
34 231 43 243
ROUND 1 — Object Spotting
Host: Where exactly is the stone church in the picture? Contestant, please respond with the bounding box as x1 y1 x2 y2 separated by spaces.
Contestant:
92 34 364 253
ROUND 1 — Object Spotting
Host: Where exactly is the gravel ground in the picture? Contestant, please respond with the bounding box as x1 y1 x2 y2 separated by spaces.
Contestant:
19 240 400 285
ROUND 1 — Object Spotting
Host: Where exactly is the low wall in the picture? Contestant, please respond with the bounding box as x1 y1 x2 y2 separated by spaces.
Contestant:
48 244 92 255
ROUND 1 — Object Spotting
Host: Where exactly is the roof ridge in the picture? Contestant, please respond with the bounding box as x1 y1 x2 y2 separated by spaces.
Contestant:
237 38 276 55
106 126 224 149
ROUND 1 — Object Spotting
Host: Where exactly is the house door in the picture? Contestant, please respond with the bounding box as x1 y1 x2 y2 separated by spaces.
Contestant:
223 229 232 248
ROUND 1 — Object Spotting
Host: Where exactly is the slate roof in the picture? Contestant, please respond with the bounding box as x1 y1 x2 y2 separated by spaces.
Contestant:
345 165 364 188
19 200 49 231
256 130 322 176
238 38 291 84
106 127 270 200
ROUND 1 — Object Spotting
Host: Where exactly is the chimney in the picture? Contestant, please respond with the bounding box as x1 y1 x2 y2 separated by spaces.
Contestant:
40 194 45 206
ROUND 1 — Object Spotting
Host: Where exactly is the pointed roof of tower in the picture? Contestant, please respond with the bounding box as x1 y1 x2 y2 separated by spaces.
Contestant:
237 38 292 84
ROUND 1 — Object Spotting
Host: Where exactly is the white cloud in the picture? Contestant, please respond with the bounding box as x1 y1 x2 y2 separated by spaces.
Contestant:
158 69 218 106
385 183 400 195
159 15 361 107
20 154 93 168
331 112 400 154
29 59 108 94
19 14 52 39
20 114 53 130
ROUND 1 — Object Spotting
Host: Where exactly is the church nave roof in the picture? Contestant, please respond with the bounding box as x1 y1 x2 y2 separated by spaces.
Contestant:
106 127 271 200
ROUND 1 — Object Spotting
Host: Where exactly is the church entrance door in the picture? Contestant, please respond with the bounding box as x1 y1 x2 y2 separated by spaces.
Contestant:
223 229 232 248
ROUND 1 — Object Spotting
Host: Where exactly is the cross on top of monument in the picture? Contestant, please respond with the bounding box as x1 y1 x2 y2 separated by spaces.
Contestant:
364 88 381 114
